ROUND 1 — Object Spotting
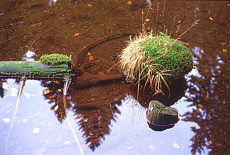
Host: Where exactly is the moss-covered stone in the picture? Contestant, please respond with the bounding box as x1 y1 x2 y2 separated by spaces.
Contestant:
39 54 72 66
120 33 194 95
141 35 193 79
146 100 179 131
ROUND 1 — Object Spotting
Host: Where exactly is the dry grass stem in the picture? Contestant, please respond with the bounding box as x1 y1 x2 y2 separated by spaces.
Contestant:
119 32 172 97
119 32 153 80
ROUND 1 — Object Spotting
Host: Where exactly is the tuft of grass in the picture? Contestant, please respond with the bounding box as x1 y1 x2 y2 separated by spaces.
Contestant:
119 32 153 81
119 32 193 96
39 54 72 66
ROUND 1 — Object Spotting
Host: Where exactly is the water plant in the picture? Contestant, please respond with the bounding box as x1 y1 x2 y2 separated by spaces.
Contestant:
119 32 193 96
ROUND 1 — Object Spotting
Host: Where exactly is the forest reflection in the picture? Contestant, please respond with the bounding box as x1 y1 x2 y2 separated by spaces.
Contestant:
41 79 129 151
183 46 230 154
40 75 189 151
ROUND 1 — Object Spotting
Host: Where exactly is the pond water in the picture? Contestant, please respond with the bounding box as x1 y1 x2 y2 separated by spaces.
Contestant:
0 0 230 155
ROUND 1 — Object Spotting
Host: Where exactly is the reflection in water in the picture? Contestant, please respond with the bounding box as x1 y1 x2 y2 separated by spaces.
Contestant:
0 80 5 98
146 0 152 8
69 83 127 151
40 72 187 151
137 77 188 108
66 112 85 155
41 79 126 151
4 76 26 155
183 46 230 154
49 0 58 6
22 50 36 61
72 100 121 151
41 80 71 123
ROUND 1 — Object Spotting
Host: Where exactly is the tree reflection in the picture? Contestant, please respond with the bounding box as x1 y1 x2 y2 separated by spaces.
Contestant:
41 80 71 123
40 71 189 149
72 99 121 151
69 82 128 151
183 46 230 154
41 78 129 151
0 80 5 98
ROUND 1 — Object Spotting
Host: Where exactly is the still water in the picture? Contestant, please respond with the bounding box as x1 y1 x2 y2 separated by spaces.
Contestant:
0 0 230 154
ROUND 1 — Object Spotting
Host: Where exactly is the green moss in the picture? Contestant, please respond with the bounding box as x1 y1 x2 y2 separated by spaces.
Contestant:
0 61 74 78
141 35 193 79
39 54 72 66
151 101 177 115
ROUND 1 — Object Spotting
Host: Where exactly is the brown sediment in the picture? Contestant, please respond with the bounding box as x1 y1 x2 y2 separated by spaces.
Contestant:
72 33 133 67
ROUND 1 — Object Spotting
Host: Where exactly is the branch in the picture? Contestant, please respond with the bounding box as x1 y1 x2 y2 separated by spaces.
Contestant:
72 33 133 67
75 63 124 88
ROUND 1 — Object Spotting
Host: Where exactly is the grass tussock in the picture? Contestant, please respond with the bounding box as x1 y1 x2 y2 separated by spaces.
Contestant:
119 32 193 97
119 32 153 80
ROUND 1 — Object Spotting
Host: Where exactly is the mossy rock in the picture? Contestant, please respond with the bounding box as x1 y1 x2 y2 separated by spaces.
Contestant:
119 33 193 94
39 54 72 66
141 36 193 79
146 100 179 131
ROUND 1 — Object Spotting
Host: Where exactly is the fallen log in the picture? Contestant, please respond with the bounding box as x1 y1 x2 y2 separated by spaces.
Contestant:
76 72 124 88
75 63 124 88
0 54 74 79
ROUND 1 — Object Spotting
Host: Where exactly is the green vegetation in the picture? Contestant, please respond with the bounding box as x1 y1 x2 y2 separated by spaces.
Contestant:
119 33 193 95
39 54 72 66
0 54 74 79
141 35 193 79
152 101 177 115
146 100 178 125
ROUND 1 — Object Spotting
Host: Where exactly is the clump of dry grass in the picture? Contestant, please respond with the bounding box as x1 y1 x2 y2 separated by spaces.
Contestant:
119 32 193 97
119 32 153 81
119 32 165 97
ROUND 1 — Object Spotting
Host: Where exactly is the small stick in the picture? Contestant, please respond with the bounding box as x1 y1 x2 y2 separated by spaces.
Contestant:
0 34 24 46
73 33 133 67
76 63 124 88
175 19 199 41
27 27 54 51
174 39 190 46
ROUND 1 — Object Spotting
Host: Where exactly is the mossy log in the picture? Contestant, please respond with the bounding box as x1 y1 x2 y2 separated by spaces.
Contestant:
146 100 179 131
0 61 74 79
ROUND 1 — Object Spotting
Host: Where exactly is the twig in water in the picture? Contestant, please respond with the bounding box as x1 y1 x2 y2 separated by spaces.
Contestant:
72 33 133 67
162 0 167 33
169 17 176 36
0 34 24 46
175 19 200 42
27 27 54 51
4 76 26 155
67 114 85 155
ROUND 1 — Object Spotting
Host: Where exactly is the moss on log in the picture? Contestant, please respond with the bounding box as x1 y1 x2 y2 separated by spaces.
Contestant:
0 61 74 79
39 54 72 66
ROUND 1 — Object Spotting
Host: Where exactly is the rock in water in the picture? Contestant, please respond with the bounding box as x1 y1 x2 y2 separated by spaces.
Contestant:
146 100 179 131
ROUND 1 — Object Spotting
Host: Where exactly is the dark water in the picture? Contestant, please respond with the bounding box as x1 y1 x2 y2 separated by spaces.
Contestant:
0 0 230 155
